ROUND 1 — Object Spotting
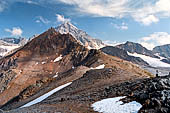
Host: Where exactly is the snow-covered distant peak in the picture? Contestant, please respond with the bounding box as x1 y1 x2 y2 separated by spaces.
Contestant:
56 22 79 35
55 22 105 49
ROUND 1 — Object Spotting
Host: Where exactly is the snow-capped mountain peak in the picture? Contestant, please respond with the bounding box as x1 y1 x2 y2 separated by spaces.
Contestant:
56 22 79 34
55 22 105 49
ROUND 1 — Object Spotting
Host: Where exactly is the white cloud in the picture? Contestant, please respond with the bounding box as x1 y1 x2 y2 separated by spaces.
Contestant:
139 32 170 50
133 14 159 26
112 22 128 30
58 0 129 18
103 40 123 47
5 27 23 36
57 0 170 25
36 16 50 24
56 14 70 23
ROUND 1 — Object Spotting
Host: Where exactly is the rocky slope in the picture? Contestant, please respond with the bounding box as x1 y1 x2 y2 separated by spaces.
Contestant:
0 27 153 112
100 46 149 66
56 22 105 49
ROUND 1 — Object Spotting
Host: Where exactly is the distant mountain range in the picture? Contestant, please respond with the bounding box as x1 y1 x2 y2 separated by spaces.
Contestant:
116 41 158 58
1 37 28 46
0 37 28 57
1 23 170 69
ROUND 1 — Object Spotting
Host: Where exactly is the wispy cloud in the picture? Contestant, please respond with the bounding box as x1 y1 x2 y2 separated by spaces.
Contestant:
103 40 123 46
5 27 23 36
139 32 170 50
26 0 38 5
112 22 128 30
58 0 129 18
36 16 50 24
56 14 70 23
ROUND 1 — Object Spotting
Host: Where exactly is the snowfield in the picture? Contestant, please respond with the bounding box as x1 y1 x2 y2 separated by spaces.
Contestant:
127 52 170 67
0 45 19 56
20 82 72 108
54 55 63 62
91 64 105 70
92 96 142 113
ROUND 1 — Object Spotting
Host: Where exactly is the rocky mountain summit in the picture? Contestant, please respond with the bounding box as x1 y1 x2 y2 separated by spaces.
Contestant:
56 22 105 49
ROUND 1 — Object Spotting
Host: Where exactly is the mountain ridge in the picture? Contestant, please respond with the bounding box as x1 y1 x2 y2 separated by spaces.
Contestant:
116 41 158 58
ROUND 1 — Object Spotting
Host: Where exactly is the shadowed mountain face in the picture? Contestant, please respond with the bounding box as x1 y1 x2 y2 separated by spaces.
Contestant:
152 44 170 64
153 44 170 58
0 28 152 112
100 46 149 66
116 41 158 58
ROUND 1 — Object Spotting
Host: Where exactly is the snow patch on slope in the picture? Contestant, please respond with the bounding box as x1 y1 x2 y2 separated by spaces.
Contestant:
54 55 62 62
41 62 46 64
53 72 58 78
127 52 170 67
92 96 142 113
91 64 105 70
20 82 72 108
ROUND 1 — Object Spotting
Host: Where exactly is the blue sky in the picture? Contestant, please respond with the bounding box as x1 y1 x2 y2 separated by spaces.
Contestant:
0 0 170 50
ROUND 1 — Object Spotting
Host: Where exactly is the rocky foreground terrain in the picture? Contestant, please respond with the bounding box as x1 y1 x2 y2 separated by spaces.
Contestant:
2 70 170 113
